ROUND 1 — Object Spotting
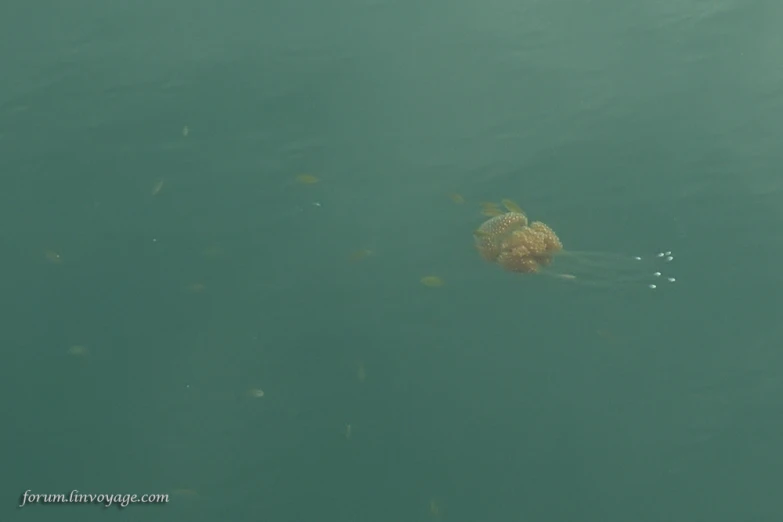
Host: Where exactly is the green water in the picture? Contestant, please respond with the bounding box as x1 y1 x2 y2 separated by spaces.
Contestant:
3 0 783 520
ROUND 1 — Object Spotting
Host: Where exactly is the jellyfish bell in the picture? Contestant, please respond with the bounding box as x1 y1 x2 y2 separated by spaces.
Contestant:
474 211 676 290
473 211 529 262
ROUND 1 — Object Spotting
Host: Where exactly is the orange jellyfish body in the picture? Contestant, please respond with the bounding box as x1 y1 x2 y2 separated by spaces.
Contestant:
474 212 563 273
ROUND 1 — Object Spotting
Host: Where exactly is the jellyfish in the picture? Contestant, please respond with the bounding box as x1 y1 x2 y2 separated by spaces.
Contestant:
474 212 675 289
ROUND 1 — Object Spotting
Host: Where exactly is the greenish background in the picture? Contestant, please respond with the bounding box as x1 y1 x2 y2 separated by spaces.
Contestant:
3 0 782 520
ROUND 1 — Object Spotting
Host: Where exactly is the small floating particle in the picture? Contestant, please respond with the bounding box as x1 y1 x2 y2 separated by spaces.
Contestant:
429 499 443 517
185 283 206 293
501 198 523 213
295 174 319 185
349 249 374 262
151 179 164 196
420 276 444 287
44 250 62 264
480 201 503 217
247 388 265 398
68 345 88 357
